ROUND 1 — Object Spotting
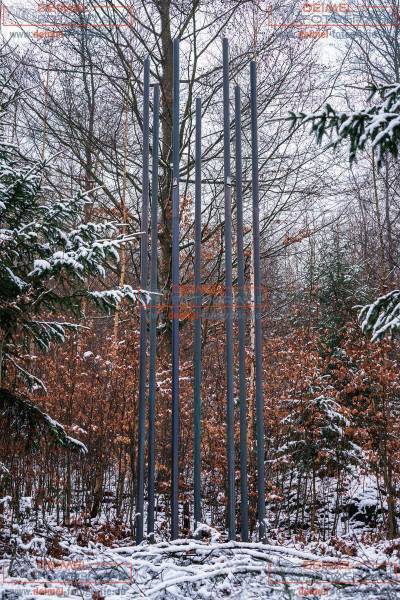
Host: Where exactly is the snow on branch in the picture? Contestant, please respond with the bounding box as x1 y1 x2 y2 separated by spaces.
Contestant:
100 539 397 597
0 388 87 453
288 83 400 167
359 290 400 341
90 285 151 311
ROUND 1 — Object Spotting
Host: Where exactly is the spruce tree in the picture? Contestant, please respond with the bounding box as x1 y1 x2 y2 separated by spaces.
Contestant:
0 85 145 451
289 83 400 340
289 83 400 167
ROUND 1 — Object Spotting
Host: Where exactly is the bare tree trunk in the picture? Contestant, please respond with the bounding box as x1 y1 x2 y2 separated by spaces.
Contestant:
114 82 130 340
372 151 386 274
158 8 173 282
384 160 395 283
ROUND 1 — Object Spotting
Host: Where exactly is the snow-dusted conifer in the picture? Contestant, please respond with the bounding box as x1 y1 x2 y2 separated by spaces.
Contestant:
289 83 400 167
289 83 400 340
0 84 145 450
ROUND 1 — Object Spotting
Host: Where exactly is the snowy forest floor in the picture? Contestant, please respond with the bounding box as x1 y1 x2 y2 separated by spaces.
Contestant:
2 527 400 599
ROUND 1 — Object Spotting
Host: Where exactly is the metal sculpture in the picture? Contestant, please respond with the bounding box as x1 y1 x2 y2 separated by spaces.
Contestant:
193 97 202 530
135 38 266 544
250 60 266 540
222 37 236 542
136 57 150 544
147 83 160 541
235 85 249 543
171 37 181 541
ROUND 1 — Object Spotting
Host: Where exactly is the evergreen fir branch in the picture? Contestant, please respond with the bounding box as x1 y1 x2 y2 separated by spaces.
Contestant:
6 354 47 392
359 290 400 341
288 83 400 167
0 387 87 453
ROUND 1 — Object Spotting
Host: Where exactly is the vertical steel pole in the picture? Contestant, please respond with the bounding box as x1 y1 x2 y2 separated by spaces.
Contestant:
223 37 235 541
136 57 150 544
147 83 160 541
234 85 249 542
193 97 202 529
250 60 266 540
171 37 180 540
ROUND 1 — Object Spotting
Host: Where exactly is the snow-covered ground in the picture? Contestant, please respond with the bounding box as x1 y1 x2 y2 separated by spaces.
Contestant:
1 480 399 599
2 532 400 599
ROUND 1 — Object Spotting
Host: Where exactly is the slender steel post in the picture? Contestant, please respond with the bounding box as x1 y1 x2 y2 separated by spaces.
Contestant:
234 86 249 542
193 97 202 529
136 57 150 544
250 60 266 540
171 37 180 540
222 37 235 541
147 83 160 541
